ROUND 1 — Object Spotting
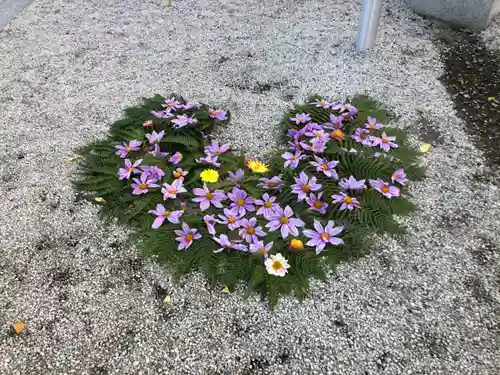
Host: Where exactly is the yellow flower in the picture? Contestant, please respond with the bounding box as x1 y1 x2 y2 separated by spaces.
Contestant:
200 169 219 183
289 239 304 250
247 159 269 173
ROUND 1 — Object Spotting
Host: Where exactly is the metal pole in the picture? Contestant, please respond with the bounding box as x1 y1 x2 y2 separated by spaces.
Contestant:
355 0 383 52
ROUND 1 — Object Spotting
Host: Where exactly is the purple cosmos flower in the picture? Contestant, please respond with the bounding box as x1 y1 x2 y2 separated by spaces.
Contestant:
204 140 230 157
228 187 255 215
289 113 311 124
182 102 200 110
118 159 142 180
352 128 373 147
300 140 326 153
266 205 305 239
203 215 217 235
287 129 301 139
291 172 322 201
212 234 248 253
372 133 398 152
282 151 305 169
310 99 331 108
325 114 344 129
258 176 283 191
331 192 361 211
255 193 278 218
146 130 165 145
336 104 358 118
217 207 243 230
196 155 221 168
192 184 227 211
148 144 169 158
174 223 201 250
161 179 187 200
306 129 330 144
173 168 188 180
148 204 183 228
391 168 408 185
141 165 165 181
239 217 266 243
131 173 160 195
249 240 274 255
365 116 383 130
168 152 182 165
302 122 323 133
115 140 142 158
287 138 304 153
303 220 344 254
171 114 198 129
305 192 328 214
369 179 400 198
162 97 182 109
151 109 174 118
340 176 366 191
310 156 339 179
227 169 245 186
209 109 228 120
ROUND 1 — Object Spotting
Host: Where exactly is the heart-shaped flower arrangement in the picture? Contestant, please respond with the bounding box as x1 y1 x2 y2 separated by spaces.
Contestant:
76 93 424 307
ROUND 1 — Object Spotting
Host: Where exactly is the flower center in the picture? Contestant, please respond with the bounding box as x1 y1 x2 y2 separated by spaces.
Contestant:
344 196 353 204
272 260 283 271
210 111 217 116
332 130 344 138
174 172 182 178
321 163 328 170
236 199 245 206
247 227 255 234
215 150 221 155
320 232 330 240
162 211 171 217
382 138 388 143
315 133 322 138
264 201 272 208
185 234 193 242
360 133 367 139
297 117 303 122
228 217 236 224
381 186 389 193
125 146 132 152
268 182 276 187
258 247 267 254
168 188 176 194
139 183 148 190
314 201 323 209
167 103 173 107
206 193 214 200
280 217 289 224
301 185 310 192
128 167 134 172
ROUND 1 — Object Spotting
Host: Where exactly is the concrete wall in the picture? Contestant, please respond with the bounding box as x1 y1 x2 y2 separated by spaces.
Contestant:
406 0 500 30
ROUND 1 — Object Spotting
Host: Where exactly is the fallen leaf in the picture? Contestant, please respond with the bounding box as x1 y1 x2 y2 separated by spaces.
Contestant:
488 96 496 102
94 197 105 203
163 295 172 306
13 321 25 335
420 143 431 153
221 286 231 294
62 156 77 164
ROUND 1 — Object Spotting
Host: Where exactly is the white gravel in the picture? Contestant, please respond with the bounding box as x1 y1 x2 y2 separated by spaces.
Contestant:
1 0 499 374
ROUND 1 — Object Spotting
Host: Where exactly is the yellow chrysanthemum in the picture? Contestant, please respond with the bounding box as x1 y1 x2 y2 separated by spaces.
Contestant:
200 169 219 183
247 159 269 173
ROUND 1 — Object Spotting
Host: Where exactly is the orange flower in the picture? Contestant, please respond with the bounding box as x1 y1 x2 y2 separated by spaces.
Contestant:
289 239 304 250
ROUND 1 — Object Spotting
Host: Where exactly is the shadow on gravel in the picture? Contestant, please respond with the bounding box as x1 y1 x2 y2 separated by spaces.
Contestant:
435 30 500 170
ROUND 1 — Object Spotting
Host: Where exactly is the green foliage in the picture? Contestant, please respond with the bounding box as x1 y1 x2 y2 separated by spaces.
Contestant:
75 93 425 309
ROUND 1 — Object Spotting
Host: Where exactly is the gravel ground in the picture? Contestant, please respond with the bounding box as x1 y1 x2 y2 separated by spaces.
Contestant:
1 0 499 374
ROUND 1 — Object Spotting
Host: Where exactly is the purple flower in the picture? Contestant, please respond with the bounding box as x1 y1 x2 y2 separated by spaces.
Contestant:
131 173 160 195
239 217 266 243
148 204 183 228
173 168 188 180
306 129 329 143
182 102 200 110
192 183 227 211
162 97 182 109
118 159 142 180
310 99 331 108
146 130 165 145
369 179 400 198
300 140 326 153
203 215 217 235
305 192 328 214
340 176 366 191
282 151 305 169
161 179 187 200
310 156 339 179
217 207 243 230
168 152 182 165
172 115 198 129
209 109 228 120
330 102 344 111
331 192 361 210
258 176 283 191
289 113 311 124
266 205 305 239
151 109 174 118
115 140 141 158
302 122 323 133
365 116 383 130
325 114 344 129
148 144 169 158
196 155 221 168
204 140 230 157
141 165 165 181
303 220 344 254
227 169 245 186
228 187 255 216
174 223 201 250
212 234 248 253
391 168 408 185
352 128 373 147
291 172 322 201
372 133 398 152
255 193 278 218
337 104 358 118
249 240 273 255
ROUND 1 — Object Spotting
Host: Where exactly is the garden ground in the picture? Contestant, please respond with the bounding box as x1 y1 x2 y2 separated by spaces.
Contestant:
0 0 499 374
